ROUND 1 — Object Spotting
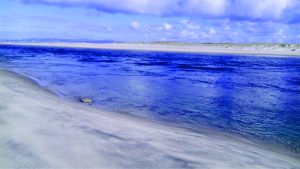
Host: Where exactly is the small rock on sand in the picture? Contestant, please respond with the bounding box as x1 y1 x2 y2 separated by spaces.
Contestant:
80 98 93 104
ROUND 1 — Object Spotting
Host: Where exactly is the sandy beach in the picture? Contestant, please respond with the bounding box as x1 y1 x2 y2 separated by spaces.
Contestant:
2 0 300 168
1 42 300 57
0 69 300 168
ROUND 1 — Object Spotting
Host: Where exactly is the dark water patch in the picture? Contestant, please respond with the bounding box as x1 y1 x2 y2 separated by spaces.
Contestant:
243 82 300 93
265 83 300 93
135 70 167 77
176 64 235 72
135 61 169 66
78 58 118 63
287 78 300 86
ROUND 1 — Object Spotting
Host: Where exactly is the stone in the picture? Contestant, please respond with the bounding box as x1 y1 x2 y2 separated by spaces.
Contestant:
80 98 93 104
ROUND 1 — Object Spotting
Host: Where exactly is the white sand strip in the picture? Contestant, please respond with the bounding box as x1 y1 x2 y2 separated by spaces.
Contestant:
1 42 300 57
0 69 299 169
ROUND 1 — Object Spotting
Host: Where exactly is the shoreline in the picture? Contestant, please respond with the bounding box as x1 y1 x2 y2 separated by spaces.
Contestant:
2 68 300 158
1 42 300 57
0 69 300 168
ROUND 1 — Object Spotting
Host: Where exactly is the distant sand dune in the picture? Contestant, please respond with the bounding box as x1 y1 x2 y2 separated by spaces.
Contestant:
1 42 300 57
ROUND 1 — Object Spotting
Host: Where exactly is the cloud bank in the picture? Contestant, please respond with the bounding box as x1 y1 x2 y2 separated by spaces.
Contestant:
22 0 299 22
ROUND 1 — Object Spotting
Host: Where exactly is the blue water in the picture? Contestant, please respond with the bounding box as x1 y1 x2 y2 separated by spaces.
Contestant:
1 45 300 153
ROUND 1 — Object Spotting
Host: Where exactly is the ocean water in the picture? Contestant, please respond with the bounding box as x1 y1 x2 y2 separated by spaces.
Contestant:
0 45 300 154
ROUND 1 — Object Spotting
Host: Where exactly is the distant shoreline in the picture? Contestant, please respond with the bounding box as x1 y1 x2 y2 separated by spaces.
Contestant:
1 42 300 57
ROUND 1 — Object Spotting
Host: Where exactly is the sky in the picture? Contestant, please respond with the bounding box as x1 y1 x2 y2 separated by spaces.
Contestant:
1 0 300 43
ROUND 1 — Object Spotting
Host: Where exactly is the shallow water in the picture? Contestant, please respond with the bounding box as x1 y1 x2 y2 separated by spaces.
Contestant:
0 45 300 154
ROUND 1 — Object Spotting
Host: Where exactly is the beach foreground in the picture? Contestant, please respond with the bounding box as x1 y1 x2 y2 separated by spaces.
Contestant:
1 42 300 57
0 69 299 169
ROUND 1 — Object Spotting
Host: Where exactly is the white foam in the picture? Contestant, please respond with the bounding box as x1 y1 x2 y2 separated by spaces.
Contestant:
0 70 299 169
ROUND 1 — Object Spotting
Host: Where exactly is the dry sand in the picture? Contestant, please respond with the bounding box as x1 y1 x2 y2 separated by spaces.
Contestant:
1 42 300 57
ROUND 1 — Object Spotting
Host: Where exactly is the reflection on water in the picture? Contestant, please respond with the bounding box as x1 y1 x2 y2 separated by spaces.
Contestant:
0 45 300 153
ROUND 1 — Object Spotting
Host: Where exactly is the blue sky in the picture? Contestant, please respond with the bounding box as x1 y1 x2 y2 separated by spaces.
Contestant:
1 0 300 43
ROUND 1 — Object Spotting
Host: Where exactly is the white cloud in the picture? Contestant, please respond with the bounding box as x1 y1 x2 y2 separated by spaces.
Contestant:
21 0 227 18
163 23 173 31
180 20 200 30
106 26 112 31
22 0 228 17
22 0 299 22
208 28 216 35
180 30 198 39
130 21 140 29
180 0 228 17
233 0 293 20
223 25 231 31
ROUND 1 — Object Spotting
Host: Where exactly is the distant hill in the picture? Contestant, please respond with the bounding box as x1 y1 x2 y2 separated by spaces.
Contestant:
0 38 121 43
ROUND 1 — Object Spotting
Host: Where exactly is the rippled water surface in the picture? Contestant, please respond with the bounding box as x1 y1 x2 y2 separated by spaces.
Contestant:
0 45 300 153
